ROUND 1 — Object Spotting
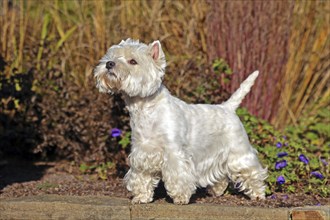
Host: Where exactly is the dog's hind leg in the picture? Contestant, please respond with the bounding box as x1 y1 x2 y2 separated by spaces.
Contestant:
211 178 229 196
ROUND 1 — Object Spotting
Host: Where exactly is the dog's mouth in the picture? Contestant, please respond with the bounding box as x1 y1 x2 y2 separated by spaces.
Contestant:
107 71 117 78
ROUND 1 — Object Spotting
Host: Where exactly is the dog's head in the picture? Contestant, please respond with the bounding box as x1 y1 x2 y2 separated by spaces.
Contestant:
94 39 166 97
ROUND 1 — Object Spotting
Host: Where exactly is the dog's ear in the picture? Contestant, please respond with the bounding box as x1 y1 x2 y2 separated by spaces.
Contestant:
150 41 161 60
149 40 166 70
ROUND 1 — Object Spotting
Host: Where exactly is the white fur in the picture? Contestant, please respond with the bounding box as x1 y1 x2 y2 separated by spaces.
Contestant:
94 39 268 204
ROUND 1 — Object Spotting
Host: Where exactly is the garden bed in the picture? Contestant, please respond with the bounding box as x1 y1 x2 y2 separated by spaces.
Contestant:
0 159 328 208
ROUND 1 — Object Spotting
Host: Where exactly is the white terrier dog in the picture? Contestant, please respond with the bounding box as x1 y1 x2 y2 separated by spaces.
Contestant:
94 39 267 204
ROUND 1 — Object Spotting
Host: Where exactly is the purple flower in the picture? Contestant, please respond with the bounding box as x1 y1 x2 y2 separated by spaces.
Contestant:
270 194 276 199
299 154 309 164
277 176 285 185
276 142 283 148
110 128 122 137
311 171 324 179
277 152 288 158
275 160 287 170
320 158 328 166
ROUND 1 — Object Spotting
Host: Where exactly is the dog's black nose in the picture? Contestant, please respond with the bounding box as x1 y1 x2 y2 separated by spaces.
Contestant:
106 61 116 69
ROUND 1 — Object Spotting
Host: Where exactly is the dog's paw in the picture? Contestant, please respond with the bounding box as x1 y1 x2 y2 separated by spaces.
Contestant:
131 194 153 204
172 195 190 205
211 180 229 197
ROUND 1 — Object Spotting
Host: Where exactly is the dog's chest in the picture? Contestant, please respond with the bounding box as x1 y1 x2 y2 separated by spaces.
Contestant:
129 106 165 148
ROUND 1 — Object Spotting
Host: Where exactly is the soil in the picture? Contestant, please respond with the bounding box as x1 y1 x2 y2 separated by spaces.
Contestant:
0 158 328 208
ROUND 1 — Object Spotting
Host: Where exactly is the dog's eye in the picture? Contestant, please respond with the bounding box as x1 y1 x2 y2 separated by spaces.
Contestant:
128 59 138 65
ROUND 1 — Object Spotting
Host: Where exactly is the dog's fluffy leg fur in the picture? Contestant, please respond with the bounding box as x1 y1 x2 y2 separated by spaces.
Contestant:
211 178 229 196
125 169 160 204
161 147 197 204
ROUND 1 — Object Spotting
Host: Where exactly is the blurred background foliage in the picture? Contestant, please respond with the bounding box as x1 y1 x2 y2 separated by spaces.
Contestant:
0 0 329 194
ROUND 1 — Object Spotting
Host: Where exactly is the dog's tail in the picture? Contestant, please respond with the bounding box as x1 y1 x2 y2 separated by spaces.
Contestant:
222 70 259 111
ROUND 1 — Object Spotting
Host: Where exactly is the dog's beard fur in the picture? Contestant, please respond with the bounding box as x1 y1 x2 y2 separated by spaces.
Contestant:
93 38 268 205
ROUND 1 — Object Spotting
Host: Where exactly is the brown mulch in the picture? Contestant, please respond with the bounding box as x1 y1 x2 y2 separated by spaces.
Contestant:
0 159 328 208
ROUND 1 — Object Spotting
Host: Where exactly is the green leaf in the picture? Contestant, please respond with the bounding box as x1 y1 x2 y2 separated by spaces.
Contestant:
79 163 89 173
119 132 131 149
37 13 51 70
15 82 22 91
55 26 77 51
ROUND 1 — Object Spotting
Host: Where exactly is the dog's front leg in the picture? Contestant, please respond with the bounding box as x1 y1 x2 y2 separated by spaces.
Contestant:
161 148 197 205
124 148 162 204
124 168 160 204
